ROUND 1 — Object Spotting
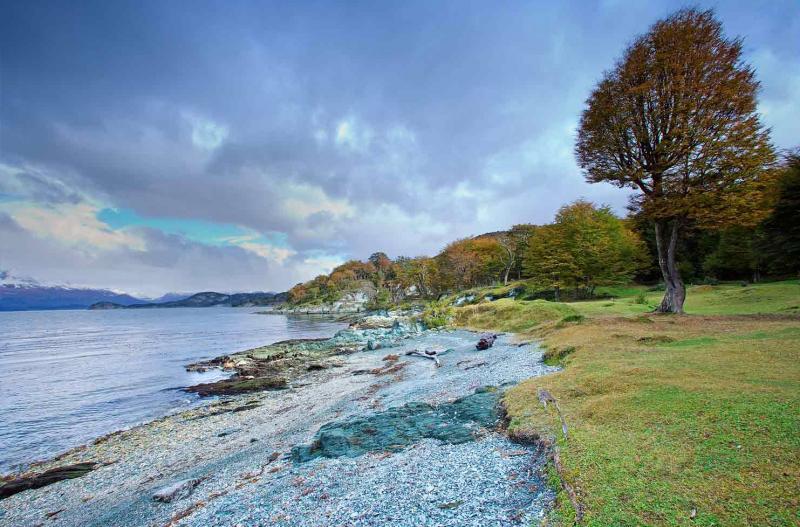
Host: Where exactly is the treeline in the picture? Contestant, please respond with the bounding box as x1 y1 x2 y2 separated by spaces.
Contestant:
631 152 800 284
286 151 798 307
284 201 647 305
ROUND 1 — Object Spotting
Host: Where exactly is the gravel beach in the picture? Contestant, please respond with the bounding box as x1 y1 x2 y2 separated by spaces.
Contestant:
0 327 558 527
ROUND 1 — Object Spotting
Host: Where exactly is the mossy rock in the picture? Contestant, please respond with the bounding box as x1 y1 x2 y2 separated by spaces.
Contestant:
291 388 502 462
185 375 288 396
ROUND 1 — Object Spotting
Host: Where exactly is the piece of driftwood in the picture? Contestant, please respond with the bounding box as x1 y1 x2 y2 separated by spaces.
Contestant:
476 333 498 350
538 388 569 440
463 360 488 370
0 462 99 499
405 348 449 367
553 446 584 523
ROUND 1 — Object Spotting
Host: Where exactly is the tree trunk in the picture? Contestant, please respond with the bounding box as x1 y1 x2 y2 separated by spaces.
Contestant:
501 246 514 286
654 219 686 313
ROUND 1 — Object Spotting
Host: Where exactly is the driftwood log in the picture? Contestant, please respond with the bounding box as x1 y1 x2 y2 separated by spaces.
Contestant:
538 391 584 519
405 348 450 367
476 333 498 350
552 446 584 523
0 462 98 499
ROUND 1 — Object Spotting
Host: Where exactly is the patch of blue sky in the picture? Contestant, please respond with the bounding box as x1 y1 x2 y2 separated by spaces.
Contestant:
0 192 27 204
97 207 289 248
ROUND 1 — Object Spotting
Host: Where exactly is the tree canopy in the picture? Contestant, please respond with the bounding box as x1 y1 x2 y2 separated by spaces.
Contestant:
575 8 775 312
523 201 648 294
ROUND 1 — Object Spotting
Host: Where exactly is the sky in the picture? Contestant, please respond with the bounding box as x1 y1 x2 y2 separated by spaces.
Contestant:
1 1 798 296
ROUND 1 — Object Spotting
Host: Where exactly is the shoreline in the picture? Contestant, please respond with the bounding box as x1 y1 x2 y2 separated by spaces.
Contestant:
0 310 348 478
1 314 416 479
0 315 560 527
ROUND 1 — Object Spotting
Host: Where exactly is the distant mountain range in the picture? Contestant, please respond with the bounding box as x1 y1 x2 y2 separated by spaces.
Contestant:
89 291 288 310
0 271 285 311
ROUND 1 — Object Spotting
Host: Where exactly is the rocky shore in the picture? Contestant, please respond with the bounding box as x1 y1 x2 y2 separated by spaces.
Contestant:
0 313 558 527
182 313 426 396
267 290 375 314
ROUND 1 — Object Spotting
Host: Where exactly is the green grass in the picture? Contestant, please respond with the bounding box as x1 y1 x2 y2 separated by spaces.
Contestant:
570 280 800 317
594 284 651 298
451 298 578 333
452 279 800 526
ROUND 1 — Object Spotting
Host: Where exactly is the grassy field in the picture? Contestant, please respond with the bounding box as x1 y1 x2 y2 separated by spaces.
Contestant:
573 280 800 317
453 280 800 526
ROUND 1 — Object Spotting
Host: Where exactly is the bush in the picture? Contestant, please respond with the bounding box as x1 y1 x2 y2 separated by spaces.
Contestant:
368 289 391 310
633 292 648 305
420 301 452 329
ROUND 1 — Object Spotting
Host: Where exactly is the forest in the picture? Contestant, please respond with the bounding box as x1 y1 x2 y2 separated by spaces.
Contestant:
287 151 799 308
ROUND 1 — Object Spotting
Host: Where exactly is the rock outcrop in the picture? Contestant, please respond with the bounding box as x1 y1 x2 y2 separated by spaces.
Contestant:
183 314 426 396
152 478 204 503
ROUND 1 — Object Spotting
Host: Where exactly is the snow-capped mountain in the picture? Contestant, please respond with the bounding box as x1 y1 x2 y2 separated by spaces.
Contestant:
0 271 149 311
0 272 278 311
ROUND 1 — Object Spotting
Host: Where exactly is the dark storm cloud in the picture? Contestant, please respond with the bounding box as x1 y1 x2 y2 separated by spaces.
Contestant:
1 0 798 292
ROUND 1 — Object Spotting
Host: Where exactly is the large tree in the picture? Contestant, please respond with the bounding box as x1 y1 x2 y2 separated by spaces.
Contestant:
575 8 774 313
523 201 647 297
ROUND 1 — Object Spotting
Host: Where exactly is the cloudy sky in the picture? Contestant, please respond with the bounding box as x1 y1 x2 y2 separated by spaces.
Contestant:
1 1 798 296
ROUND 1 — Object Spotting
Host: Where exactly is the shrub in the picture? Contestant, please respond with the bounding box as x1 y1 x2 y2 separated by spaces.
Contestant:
368 289 391 310
420 301 452 329
633 292 648 305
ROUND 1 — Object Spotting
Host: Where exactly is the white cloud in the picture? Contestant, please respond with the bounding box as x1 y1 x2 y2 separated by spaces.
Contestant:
297 253 346 277
220 232 297 264
280 181 354 220
184 113 229 151
237 242 295 263
3 202 146 253
334 117 373 152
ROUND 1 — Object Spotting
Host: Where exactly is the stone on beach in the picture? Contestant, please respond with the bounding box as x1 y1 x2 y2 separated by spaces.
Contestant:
152 478 204 503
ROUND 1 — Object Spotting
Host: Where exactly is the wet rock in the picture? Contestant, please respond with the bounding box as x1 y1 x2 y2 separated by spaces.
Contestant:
350 315 396 330
152 478 203 503
291 387 501 462
184 375 288 396
185 314 426 397
0 462 98 499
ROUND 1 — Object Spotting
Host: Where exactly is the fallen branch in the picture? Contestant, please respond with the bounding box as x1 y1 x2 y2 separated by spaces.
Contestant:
463 360 488 370
405 348 449 367
476 333 498 350
552 446 583 524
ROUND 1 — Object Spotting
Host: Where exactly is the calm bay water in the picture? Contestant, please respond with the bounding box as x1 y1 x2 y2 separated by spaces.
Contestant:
0 308 345 474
